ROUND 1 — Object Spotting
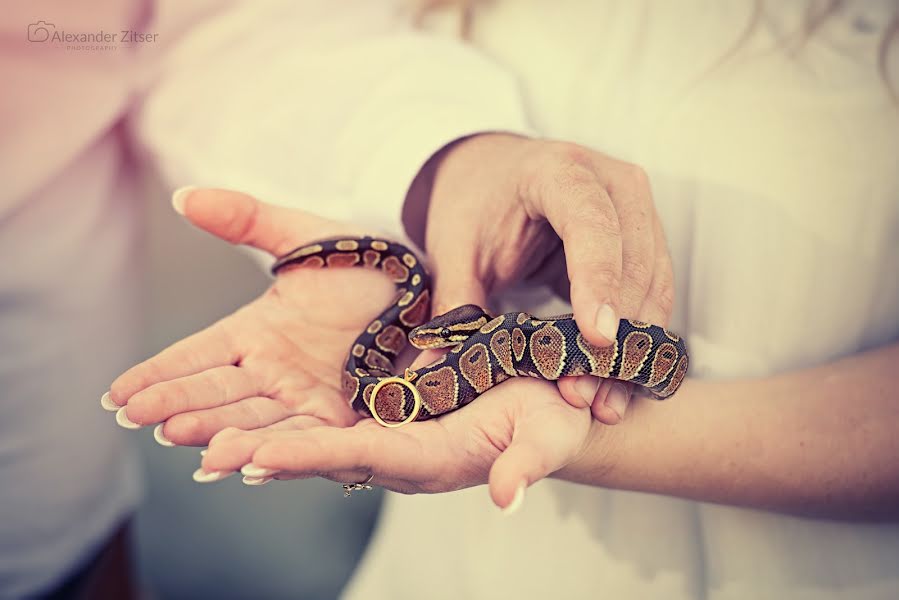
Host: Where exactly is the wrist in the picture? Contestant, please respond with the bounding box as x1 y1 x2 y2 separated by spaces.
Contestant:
401 132 533 248
553 378 709 491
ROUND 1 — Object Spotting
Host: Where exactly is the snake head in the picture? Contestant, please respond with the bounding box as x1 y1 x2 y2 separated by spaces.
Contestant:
409 304 492 349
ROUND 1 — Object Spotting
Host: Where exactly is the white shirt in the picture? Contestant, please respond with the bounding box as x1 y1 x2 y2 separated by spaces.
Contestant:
137 1 899 598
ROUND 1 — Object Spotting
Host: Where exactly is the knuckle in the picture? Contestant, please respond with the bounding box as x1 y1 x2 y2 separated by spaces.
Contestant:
621 254 654 290
621 162 652 191
654 281 676 318
211 426 243 445
561 200 620 242
205 368 232 400
549 141 595 168
589 264 623 295
554 162 597 190
221 195 259 245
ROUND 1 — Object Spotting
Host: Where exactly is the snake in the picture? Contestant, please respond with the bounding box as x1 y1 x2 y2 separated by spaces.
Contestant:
272 236 689 427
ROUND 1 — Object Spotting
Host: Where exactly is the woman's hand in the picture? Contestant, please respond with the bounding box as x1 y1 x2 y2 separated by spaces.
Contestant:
204 373 597 510
404 133 675 424
104 190 397 445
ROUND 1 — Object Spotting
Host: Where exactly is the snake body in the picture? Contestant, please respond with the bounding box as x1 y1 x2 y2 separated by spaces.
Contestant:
273 237 689 426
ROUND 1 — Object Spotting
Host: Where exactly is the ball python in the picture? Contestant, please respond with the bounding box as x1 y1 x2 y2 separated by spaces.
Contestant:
272 236 689 427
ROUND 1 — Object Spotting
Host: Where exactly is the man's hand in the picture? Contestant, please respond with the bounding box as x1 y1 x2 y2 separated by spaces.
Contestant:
405 134 675 424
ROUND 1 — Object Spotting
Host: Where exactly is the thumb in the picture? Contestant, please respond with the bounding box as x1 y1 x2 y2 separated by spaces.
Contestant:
487 417 575 513
428 258 488 317
171 186 353 257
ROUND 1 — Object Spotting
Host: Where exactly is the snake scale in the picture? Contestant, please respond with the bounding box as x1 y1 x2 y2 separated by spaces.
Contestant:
273 236 689 427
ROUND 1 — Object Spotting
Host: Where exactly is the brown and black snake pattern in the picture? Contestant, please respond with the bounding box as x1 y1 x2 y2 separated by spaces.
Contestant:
273 237 689 426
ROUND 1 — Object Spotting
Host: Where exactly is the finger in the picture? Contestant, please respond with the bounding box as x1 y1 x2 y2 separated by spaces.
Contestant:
556 375 597 409
173 187 357 257
250 424 436 482
537 167 623 347
162 396 296 446
607 170 655 320
635 215 675 327
272 470 411 494
123 365 260 426
200 415 326 473
109 322 240 406
590 379 632 425
488 420 578 511
557 375 631 424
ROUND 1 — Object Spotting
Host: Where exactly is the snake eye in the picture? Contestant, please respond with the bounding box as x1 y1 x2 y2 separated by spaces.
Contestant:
440 327 451 337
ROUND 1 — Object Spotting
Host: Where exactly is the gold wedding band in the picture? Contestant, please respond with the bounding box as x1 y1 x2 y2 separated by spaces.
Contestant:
368 376 422 428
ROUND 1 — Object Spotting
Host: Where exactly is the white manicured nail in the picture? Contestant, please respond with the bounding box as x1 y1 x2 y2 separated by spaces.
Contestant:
153 424 175 447
200 449 207 457
115 407 142 430
502 481 527 516
242 475 273 486
171 185 197 215
100 391 118 412
192 468 231 483
595 304 618 342
241 463 278 478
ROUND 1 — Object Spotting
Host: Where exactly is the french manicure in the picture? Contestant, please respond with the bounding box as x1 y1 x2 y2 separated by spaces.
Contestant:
606 383 630 421
241 463 279 478
200 449 207 457
501 480 527 516
100 391 118 412
595 303 618 342
242 475 273 486
153 424 175 447
115 407 142 430
574 377 601 406
171 185 197 215
192 468 232 483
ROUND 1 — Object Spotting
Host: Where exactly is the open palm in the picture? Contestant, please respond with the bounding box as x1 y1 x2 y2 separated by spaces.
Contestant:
106 190 399 443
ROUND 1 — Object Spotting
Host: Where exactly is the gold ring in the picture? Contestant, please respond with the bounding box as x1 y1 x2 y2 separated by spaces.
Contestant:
368 376 422 428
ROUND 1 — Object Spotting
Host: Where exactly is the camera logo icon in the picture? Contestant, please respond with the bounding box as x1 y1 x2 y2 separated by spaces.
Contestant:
28 21 55 42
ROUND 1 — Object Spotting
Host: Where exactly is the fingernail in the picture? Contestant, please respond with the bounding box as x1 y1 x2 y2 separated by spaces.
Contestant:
241 463 278 478
192 468 232 483
595 304 618 342
100 391 118 412
115 407 142 430
200 449 207 457
242 475 273 486
153 424 175 447
171 185 197 215
502 480 527 516
606 383 630 421
574 377 601 406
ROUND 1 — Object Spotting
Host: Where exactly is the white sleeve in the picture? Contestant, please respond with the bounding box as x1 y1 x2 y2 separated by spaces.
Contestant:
135 1 534 245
